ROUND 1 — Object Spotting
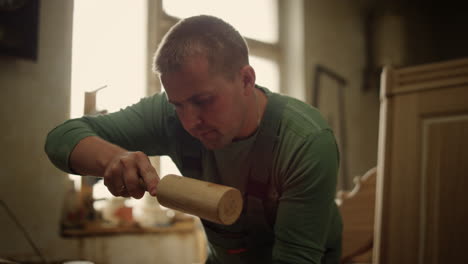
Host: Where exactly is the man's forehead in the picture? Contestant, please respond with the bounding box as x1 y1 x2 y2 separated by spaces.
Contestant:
161 72 214 103
165 91 212 105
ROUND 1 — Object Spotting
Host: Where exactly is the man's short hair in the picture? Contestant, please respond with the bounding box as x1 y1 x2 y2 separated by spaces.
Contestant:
153 15 249 79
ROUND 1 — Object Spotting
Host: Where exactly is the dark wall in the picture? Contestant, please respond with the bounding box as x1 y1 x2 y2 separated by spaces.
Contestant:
368 0 468 66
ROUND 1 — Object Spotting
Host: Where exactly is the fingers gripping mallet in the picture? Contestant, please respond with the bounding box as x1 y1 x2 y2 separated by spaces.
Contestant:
149 174 243 225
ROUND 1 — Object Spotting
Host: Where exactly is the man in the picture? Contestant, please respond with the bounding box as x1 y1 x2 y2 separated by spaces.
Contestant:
45 15 342 264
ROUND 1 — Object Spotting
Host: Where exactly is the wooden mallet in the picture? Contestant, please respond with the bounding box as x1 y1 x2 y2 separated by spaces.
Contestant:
154 174 243 225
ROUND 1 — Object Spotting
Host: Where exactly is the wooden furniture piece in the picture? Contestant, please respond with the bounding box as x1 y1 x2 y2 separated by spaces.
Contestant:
374 57 468 264
339 167 376 263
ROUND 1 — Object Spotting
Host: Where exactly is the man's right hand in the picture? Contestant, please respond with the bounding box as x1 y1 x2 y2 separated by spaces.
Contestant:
69 136 159 199
103 151 159 198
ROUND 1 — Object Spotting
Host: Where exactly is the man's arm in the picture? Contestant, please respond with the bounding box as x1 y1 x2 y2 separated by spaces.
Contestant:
273 130 341 264
44 94 173 198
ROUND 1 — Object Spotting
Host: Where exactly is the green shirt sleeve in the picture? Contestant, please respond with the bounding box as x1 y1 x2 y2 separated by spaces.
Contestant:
44 92 175 174
273 129 341 264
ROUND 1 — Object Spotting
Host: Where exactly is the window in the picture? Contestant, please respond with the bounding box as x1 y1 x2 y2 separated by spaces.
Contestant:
70 0 147 209
162 0 278 43
249 55 280 93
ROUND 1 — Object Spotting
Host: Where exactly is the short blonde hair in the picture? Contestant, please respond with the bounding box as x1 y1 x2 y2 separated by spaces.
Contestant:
153 15 249 79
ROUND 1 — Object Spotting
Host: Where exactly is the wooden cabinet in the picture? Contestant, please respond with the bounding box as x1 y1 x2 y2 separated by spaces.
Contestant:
374 58 468 264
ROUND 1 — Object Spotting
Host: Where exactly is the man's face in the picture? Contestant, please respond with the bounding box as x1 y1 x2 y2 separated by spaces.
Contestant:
161 57 250 150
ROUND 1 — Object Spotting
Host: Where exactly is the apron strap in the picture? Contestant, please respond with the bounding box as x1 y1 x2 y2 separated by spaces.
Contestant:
245 92 287 247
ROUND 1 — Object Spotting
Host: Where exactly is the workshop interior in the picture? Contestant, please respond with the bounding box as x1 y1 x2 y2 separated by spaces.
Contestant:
1 0 467 263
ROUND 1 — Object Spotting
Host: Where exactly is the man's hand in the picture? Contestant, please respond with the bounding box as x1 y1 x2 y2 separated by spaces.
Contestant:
69 136 159 199
104 151 159 199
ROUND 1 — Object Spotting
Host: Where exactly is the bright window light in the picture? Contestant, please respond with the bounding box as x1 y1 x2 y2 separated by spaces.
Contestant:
71 0 147 118
162 0 278 43
70 0 147 199
250 55 280 93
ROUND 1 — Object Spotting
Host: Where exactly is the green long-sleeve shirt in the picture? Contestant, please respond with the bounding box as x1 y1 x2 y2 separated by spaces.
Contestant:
45 86 342 264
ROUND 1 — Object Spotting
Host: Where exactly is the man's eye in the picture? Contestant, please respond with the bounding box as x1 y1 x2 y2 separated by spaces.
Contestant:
194 97 213 106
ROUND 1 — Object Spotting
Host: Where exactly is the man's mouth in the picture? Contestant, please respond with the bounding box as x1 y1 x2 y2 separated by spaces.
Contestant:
197 129 217 140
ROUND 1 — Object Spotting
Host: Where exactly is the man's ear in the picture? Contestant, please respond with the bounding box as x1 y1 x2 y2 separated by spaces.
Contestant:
239 65 256 95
